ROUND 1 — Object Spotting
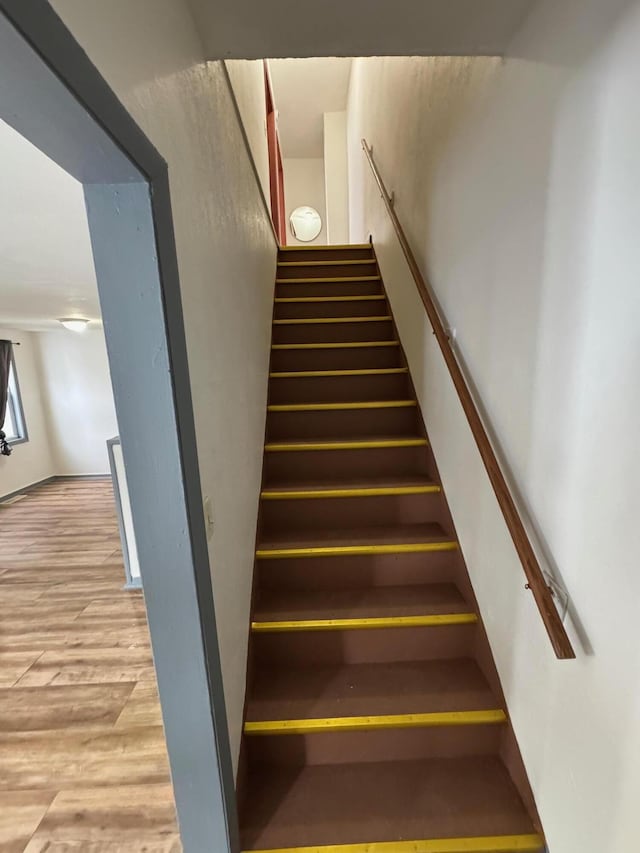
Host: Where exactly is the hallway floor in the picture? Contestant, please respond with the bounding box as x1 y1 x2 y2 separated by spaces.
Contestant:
0 479 180 852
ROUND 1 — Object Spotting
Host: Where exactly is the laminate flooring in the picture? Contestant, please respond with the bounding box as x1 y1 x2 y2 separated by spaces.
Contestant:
0 479 181 852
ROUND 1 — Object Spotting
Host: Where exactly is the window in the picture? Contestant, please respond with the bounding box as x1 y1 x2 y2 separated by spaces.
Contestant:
2 355 27 444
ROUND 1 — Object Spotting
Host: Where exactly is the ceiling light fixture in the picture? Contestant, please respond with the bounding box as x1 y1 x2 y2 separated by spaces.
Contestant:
58 317 90 333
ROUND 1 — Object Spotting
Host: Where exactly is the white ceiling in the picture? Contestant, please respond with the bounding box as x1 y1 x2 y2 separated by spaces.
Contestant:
0 118 100 331
269 58 352 158
187 0 536 59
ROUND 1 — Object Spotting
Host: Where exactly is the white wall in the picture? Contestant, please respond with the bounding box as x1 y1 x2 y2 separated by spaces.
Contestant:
347 2 640 851
224 59 271 209
35 329 118 475
283 157 327 244
52 0 277 773
0 328 54 496
323 111 349 244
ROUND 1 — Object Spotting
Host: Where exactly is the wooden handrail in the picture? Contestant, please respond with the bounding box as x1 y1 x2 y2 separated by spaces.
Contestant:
362 139 575 660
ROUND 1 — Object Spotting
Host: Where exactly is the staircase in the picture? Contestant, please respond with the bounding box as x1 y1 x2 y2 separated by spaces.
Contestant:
238 244 545 853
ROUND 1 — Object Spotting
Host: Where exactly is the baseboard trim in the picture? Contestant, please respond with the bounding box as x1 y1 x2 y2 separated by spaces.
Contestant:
0 473 111 502
0 476 56 503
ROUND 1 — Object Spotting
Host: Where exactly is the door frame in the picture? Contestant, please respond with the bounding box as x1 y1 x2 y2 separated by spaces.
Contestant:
0 3 238 851
264 61 287 245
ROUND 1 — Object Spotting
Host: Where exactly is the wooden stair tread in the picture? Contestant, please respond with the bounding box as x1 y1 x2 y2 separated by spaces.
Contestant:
258 523 452 551
240 756 538 851
246 658 496 723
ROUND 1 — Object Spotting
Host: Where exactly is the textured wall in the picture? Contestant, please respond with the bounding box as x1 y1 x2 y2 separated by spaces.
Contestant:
324 111 349 244
35 329 118 476
52 0 277 772
347 1 640 850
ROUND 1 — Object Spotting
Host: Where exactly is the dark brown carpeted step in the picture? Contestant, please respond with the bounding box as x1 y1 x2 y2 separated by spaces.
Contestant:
256 521 455 556
275 277 383 298
240 756 540 851
258 551 461 592
253 582 470 624
272 317 394 344
252 623 477 667
246 657 498 723
263 439 430 483
270 341 402 371
265 407 422 442
260 490 446 535
274 295 388 319
278 245 374 263
277 260 378 279
267 371 411 405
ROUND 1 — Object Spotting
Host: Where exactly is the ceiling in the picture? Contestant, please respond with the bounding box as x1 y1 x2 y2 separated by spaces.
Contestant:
0 119 100 331
269 59 352 158
187 0 536 59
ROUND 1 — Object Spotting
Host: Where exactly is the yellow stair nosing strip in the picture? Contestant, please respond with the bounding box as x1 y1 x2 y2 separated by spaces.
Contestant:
269 368 408 378
251 613 478 632
267 401 417 413
256 542 459 559
261 485 440 500
279 243 372 251
264 438 428 452
271 341 399 350
241 834 545 853
273 316 391 325
245 709 507 736
274 295 386 303
278 259 377 267
275 276 381 284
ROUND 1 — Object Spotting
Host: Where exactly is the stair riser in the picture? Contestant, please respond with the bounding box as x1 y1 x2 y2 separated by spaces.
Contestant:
279 248 374 263
246 725 503 766
272 319 394 345
266 408 422 443
260 492 445 535
274 299 388 320
276 280 383 298
252 625 477 666
257 552 459 592
277 262 378 279
270 345 402 372
268 373 412 404
264 445 429 484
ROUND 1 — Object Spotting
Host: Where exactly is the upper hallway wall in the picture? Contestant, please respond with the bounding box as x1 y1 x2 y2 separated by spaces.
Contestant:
187 0 536 59
346 1 640 851
51 0 278 775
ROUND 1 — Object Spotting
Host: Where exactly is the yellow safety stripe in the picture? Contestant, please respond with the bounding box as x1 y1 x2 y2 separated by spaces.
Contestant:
278 259 376 267
267 401 416 413
264 438 427 452
241 835 545 853
269 368 407 378
256 542 458 559
251 613 478 632
273 316 391 324
245 710 506 736
275 295 385 303
271 341 398 350
261 484 439 500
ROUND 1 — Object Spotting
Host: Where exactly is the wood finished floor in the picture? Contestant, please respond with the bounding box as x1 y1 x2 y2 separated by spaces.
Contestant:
0 479 181 852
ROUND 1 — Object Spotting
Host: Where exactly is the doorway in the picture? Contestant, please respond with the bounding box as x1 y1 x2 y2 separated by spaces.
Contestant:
0 4 236 852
